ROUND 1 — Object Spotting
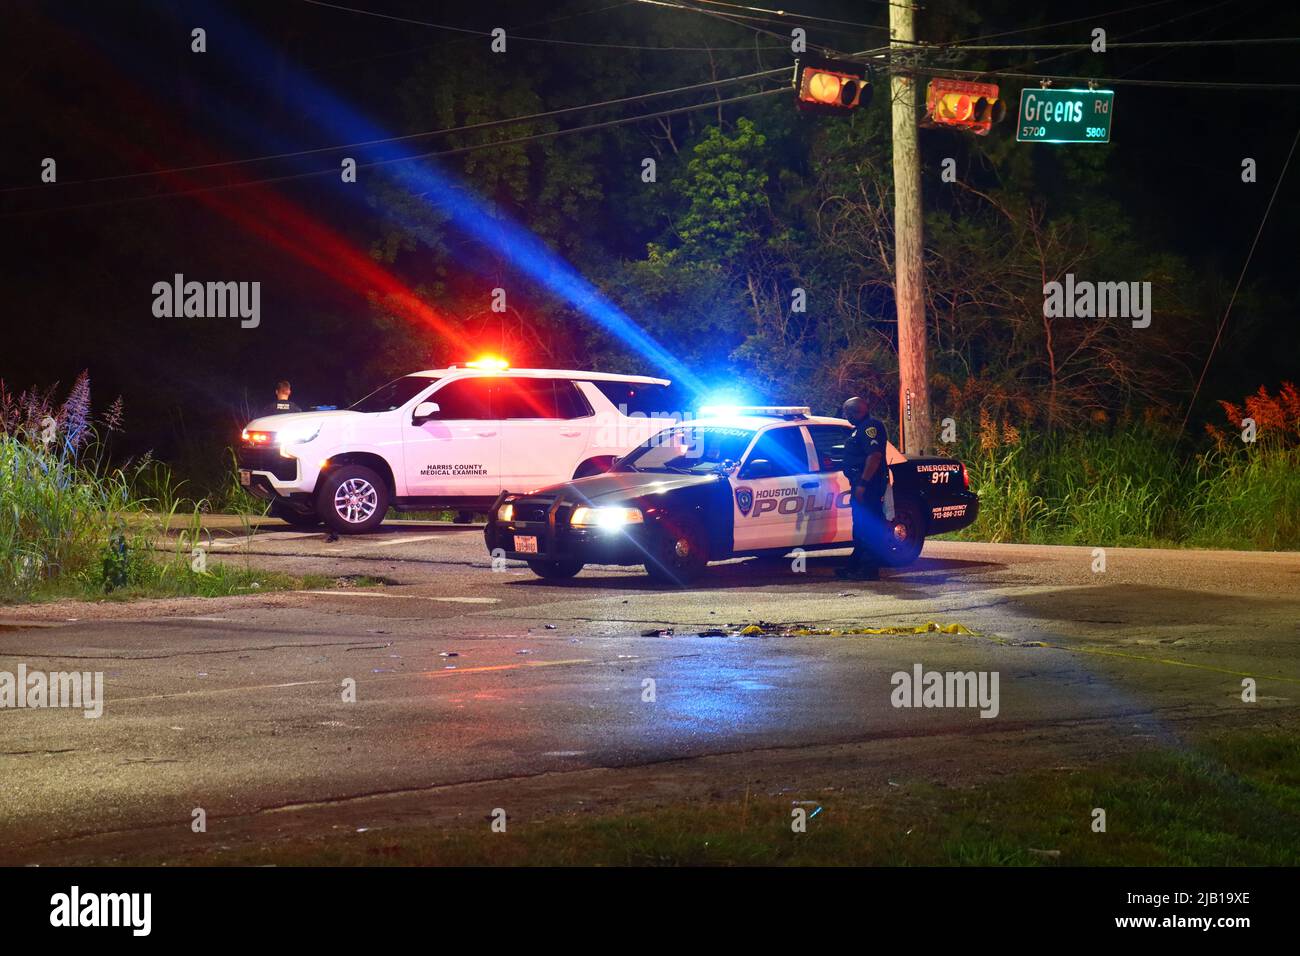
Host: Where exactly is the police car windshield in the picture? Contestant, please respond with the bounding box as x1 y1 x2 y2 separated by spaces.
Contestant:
620 425 755 474
349 375 438 413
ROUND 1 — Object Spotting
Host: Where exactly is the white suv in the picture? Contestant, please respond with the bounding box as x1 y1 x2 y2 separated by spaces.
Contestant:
237 364 676 533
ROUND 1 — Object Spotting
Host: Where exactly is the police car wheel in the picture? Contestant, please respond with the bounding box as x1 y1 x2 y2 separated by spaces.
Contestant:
318 465 389 534
879 499 925 567
645 524 708 585
526 559 584 580
270 501 322 528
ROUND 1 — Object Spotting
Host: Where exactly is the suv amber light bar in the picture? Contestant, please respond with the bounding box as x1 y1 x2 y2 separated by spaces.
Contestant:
466 356 509 370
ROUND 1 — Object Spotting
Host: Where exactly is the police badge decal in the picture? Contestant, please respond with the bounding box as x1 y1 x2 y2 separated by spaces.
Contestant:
735 487 754 516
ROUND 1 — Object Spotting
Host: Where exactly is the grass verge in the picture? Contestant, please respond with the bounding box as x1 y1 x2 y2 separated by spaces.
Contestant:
162 730 1300 866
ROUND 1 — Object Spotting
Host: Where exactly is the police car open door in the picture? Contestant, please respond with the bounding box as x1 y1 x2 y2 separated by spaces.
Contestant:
730 425 822 553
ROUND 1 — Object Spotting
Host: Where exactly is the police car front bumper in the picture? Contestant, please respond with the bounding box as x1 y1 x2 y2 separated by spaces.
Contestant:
485 491 654 566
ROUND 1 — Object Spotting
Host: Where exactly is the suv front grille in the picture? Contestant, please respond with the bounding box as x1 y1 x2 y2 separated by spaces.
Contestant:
238 447 298 481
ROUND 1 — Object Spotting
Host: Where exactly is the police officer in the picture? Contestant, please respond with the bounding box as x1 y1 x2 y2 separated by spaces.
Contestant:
836 396 888 581
264 380 302 417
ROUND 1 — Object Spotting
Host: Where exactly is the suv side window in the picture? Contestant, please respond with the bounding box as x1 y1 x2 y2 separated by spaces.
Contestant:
807 424 852 472
428 378 493 419
493 378 593 420
493 378 558 419
590 381 674 416
554 380 594 419
744 426 812 477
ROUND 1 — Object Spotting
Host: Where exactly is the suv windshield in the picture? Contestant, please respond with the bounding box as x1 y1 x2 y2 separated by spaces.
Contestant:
619 425 755 474
349 375 438 413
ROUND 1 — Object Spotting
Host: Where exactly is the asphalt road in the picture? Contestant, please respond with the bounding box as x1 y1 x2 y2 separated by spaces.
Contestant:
2 520 1297 864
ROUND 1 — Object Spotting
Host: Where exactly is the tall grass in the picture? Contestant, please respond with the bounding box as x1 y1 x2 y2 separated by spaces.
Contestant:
0 374 273 602
953 427 1300 550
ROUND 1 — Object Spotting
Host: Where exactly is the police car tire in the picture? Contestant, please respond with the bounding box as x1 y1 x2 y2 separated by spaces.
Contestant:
317 465 389 534
526 559 584 580
879 498 925 567
270 501 323 529
644 523 708 585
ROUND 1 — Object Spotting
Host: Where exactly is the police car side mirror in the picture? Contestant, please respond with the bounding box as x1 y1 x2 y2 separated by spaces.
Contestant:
740 458 777 480
412 401 440 424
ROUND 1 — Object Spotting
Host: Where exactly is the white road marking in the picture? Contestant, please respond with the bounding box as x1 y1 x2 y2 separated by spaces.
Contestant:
295 590 500 604
368 535 436 547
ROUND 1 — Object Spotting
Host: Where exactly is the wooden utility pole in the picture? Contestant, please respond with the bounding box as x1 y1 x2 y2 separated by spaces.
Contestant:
889 1 932 456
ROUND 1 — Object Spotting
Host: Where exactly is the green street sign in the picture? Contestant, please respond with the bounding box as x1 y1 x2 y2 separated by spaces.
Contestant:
1015 88 1114 144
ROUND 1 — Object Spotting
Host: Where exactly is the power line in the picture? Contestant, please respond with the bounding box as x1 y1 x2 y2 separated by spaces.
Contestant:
1 66 795 194
689 0 914 18
936 0 1183 47
1180 125 1300 436
941 0 1240 81
906 64 1300 91
942 37 1300 52
2 87 789 218
295 0 787 51
633 0 849 49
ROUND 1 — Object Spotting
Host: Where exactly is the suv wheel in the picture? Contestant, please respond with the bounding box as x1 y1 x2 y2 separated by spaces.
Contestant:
271 500 323 529
526 559 584 580
317 465 389 534
645 522 708 585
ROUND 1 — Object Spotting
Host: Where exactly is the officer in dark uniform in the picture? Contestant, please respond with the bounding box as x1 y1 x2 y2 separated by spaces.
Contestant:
837 396 888 581
263 380 302 417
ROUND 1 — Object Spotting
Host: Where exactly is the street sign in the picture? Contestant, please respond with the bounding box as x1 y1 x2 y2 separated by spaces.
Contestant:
1015 88 1114 144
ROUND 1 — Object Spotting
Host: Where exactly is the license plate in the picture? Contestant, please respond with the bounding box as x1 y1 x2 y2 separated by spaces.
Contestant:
514 535 538 554
239 469 252 487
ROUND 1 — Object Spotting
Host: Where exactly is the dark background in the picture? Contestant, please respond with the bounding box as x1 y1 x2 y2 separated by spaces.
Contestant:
2 0 1297 482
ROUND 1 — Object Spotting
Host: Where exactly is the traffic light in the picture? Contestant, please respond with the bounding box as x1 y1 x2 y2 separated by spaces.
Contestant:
924 79 1006 135
795 57 871 115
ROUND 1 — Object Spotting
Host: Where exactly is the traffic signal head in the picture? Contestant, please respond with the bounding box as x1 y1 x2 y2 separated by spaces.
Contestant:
795 57 871 115
925 79 1005 135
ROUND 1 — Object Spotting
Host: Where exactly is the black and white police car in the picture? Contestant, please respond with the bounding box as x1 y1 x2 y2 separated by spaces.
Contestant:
484 405 979 583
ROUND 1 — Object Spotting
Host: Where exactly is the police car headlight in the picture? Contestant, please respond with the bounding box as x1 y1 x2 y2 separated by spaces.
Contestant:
570 506 644 530
497 503 514 522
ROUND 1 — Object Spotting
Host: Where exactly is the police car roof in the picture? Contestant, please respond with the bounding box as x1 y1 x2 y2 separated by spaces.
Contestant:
416 367 671 385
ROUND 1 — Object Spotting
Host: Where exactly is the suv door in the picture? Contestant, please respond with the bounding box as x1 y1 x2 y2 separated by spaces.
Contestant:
400 377 501 499
494 377 593 492
730 424 820 553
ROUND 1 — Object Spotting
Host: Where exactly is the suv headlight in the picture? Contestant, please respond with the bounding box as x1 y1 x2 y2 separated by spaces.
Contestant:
278 422 321 446
570 506 644 530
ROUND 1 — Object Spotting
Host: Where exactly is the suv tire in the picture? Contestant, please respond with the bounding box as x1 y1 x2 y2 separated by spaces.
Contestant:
317 465 389 534
271 500 323 529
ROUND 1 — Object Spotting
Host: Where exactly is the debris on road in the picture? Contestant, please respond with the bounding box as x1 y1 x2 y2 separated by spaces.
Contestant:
724 621 979 638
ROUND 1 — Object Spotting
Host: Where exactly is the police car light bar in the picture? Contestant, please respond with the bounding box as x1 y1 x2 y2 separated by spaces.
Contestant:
699 405 811 419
